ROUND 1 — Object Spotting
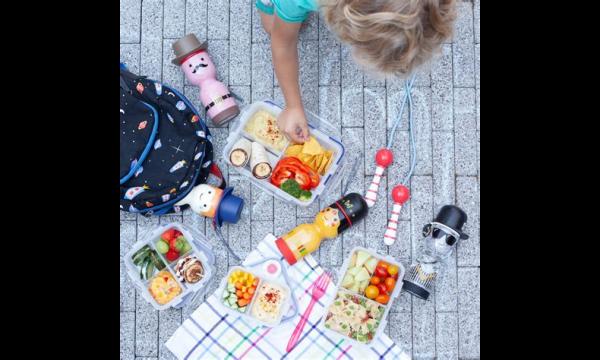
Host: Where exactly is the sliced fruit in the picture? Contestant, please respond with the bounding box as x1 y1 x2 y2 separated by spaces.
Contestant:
355 267 371 283
166 249 179 262
350 252 357 267
175 236 187 252
342 274 355 288
347 266 362 277
364 257 378 274
355 250 371 267
358 279 369 293
349 282 360 293
365 285 379 299
161 228 178 242
238 298 250 307
155 240 169 254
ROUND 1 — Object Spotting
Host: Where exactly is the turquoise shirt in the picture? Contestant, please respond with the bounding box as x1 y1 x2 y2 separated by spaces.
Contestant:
256 0 318 23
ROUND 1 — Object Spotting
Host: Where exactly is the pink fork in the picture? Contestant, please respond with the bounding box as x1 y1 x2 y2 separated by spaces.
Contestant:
286 271 331 353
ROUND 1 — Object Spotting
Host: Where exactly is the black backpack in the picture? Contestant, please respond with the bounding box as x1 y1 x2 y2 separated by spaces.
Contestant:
120 64 222 216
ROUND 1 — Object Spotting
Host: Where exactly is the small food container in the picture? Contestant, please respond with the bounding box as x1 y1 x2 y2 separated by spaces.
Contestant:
217 266 293 327
125 223 215 311
223 100 347 207
320 247 405 345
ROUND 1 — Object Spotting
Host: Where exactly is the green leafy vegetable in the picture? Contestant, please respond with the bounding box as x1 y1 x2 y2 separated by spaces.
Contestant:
280 179 312 200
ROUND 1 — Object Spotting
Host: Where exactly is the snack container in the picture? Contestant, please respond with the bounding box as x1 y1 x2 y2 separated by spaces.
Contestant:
216 266 293 327
223 100 347 207
320 247 405 346
125 223 215 311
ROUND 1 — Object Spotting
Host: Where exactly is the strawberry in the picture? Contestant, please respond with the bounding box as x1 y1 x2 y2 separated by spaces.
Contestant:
161 228 178 242
166 249 179 262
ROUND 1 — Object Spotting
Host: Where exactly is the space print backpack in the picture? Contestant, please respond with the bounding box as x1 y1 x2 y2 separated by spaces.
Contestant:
120 64 222 216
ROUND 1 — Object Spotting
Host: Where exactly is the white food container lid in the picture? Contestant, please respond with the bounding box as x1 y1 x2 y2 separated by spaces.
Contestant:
124 222 216 311
223 100 351 207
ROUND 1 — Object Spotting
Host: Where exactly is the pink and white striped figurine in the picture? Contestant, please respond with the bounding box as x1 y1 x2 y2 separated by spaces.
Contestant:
365 148 394 207
384 185 410 246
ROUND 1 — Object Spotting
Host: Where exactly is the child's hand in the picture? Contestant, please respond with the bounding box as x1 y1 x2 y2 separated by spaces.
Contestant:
277 106 310 143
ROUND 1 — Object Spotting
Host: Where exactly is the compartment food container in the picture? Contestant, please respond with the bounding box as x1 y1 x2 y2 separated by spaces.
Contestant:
223 100 347 207
320 247 405 346
125 223 215 311
217 266 293 327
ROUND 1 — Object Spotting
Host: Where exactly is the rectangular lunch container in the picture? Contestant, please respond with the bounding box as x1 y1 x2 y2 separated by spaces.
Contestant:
216 266 292 327
320 247 406 346
125 223 215 311
223 100 346 207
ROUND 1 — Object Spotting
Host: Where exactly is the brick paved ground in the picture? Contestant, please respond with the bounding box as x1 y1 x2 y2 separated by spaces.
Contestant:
120 0 480 358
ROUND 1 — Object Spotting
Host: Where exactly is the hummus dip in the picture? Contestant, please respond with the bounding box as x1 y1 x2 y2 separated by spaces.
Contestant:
244 110 288 152
251 282 287 324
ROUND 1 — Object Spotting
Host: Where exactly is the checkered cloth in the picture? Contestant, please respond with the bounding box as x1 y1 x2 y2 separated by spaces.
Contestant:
166 234 410 360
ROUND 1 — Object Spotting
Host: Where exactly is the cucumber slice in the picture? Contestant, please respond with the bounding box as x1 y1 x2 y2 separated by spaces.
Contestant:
231 303 239 310
227 283 236 292
139 258 149 279
222 291 230 299
151 252 165 270
145 260 155 279
238 306 246 313
132 247 151 264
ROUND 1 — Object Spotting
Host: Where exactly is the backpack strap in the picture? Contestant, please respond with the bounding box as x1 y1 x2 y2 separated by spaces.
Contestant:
209 163 227 190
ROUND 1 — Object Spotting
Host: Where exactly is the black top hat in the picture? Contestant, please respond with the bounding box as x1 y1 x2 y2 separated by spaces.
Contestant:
172 34 208 65
434 205 469 240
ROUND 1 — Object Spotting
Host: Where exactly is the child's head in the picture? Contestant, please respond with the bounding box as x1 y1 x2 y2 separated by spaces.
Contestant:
321 0 455 76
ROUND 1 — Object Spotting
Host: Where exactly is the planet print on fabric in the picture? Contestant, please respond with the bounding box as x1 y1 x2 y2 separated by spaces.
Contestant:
124 185 150 200
154 139 162 149
167 113 174 123
167 91 176 97
138 121 147 130
120 109 125 115
202 161 211 168
169 160 187 173
161 194 171 202
169 188 177 194
154 82 162 95
191 115 199 123
136 82 144 94
130 158 138 170
145 201 154 208
180 181 189 189
134 166 144 177
176 101 186 111
194 152 203 161
196 130 205 138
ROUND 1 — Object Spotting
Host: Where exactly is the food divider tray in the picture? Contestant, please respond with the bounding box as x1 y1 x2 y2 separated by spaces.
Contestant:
320 246 406 346
125 223 215 311
223 100 347 207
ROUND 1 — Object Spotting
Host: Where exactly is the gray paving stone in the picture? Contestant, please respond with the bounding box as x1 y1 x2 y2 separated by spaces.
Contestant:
162 39 185 88
120 311 135 360
298 40 319 114
252 6 270 43
409 176 433 261
412 296 436 359
341 45 363 88
229 85 251 110
273 197 297 236
121 0 141 43
185 0 208 41
136 292 159 357
251 42 274 101
252 184 274 221
158 308 182 360
389 285 412 313
475 44 480 132
454 88 478 176
387 219 411 265
229 0 252 86
203 217 229 296
432 44 453 131
163 0 185 39
458 267 480 314
319 38 341 86
251 220 275 249
141 0 163 80
456 177 480 267
341 127 366 259
120 44 141 73
341 86 363 127
474 0 480 44
299 12 319 41
318 85 341 137
411 87 433 176
477 130 480 177
208 0 230 39
388 312 412 357
364 175 388 256
435 251 457 312
206 39 230 86
436 312 459 360
433 131 455 212
453 2 475 88
121 211 138 221
228 175 253 263
364 86 387 176
121 221 137 312
458 311 480 359
205 127 230 181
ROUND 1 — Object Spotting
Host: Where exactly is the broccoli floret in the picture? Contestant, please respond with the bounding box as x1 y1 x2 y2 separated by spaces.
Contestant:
280 179 312 201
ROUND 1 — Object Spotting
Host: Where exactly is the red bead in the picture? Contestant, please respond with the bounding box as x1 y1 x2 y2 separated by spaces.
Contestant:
392 185 410 204
375 149 394 167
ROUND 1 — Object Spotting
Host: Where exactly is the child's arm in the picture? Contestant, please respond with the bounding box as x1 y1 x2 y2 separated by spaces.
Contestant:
271 15 309 143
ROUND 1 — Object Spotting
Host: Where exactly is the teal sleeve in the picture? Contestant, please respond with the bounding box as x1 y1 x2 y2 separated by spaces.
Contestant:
256 0 274 15
272 0 314 23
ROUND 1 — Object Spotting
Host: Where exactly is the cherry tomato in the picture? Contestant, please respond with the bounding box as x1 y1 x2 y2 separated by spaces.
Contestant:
391 272 399 280
375 294 390 304
384 277 396 292
166 249 179 262
365 285 380 299
376 283 388 294
243 292 251 300
387 265 399 276
378 261 389 269
370 276 381 285
236 290 243 298
375 266 388 278
238 298 249 307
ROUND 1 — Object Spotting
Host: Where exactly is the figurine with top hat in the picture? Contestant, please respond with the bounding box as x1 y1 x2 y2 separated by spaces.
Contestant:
174 184 244 226
172 34 240 126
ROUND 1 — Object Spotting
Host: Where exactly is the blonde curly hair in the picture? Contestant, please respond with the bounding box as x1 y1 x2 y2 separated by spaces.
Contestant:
320 0 456 76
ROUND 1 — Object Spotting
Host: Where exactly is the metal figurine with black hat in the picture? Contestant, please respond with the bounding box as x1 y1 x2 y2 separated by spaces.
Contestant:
402 205 469 300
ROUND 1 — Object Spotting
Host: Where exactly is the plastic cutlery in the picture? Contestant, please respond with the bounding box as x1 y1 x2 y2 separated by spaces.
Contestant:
286 271 331 353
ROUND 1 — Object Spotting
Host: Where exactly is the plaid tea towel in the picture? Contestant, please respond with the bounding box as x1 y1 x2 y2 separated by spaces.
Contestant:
166 234 411 360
